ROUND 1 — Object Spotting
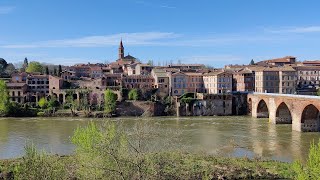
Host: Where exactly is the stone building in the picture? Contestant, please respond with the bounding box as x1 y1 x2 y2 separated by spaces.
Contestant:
151 68 170 97
61 70 76 81
103 74 122 87
294 66 320 87
185 72 205 93
49 75 64 91
254 67 279 93
90 65 103 78
170 72 188 96
232 68 255 92
126 63 139 75
302 60 320 66
6 82 28 103
254 66 296 94
203 71 233 94
168 64 205 70
279 67 297 94
122 75 154 90
11 72 28 83
135 64 153 75
26 74 49 101
69 64 91 78
177 94 233 116
256 56 296 66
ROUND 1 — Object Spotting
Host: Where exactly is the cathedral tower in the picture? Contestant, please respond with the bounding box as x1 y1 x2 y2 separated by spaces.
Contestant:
119 39 124 59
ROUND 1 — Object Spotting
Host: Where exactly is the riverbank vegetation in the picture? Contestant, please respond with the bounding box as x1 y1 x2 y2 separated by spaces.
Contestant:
2 121 315 179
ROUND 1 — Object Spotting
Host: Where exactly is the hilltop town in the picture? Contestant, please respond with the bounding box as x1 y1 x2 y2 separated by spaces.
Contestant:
1 40 320 117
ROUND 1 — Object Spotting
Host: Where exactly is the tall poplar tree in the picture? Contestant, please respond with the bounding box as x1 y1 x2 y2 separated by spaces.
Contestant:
0 80 9 116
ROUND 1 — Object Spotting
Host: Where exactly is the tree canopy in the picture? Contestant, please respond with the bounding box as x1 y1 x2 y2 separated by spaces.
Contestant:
250 59 255 65
0 58 8 70
147 60 153 66
45 66 49 75
58 65 62 77
128 89 139 100
104 89 117 115
0 80 10 115
38 97 48 109
26 61 44 73
5 63 16 75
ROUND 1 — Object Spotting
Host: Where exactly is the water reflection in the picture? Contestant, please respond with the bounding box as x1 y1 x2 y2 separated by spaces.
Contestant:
0 116 319 162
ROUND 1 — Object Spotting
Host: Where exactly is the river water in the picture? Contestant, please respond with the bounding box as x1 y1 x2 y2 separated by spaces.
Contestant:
0 116 319 162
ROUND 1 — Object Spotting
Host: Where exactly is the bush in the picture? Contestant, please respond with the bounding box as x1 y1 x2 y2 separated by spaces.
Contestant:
14 143 67 179
293 140 320 179
71 122 129 179
181 97 196 104
63 104 70 109
7 102 38 117
37 112 45 117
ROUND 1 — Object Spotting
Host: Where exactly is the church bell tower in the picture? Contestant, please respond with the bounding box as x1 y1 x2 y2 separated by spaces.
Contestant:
119 39 124 59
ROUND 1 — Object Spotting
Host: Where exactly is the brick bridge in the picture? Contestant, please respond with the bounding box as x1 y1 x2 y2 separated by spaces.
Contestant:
248 93 320 132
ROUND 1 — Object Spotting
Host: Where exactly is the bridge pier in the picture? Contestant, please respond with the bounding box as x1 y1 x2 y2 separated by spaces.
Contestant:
292 112 302 132
268 98 276 124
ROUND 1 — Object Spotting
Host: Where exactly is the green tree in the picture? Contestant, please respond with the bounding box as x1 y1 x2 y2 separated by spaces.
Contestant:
128 89 139 100
5 63 16 76
317 88 320 96
58 65 62 77
250 59 255 65
53 68 57 76
0 58 8 70
45 66 49 75
48 97 60 109
0 80 9 116
38 97 48 109
26 61 44 73
23 57 28 67
104 89 117 116
147 60 153 66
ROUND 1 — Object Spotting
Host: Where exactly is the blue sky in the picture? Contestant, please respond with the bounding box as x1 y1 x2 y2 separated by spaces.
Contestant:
0 0 320 67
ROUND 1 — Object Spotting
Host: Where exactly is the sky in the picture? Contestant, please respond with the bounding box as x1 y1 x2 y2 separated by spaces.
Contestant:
1 0 320 67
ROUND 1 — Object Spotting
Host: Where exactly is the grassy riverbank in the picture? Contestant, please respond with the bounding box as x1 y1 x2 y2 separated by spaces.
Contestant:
0 152 294 179
0 121 318 179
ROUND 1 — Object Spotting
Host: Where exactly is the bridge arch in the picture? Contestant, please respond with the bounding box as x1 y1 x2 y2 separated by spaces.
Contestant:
257 99 269 118
276 102 292 124
301 104 320 132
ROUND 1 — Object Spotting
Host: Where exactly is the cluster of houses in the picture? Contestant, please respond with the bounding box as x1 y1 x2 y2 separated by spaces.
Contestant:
4 40 320 106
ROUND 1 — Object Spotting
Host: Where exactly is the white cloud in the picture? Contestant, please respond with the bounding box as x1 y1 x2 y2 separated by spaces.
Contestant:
267 26 320 33
160 5 176 9
0 32 179 48
0 6 15 14
179 55 243 67
135 1 176 9
0 31 295 49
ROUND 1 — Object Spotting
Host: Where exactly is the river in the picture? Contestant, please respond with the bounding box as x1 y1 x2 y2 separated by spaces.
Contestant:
0 116 319 162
